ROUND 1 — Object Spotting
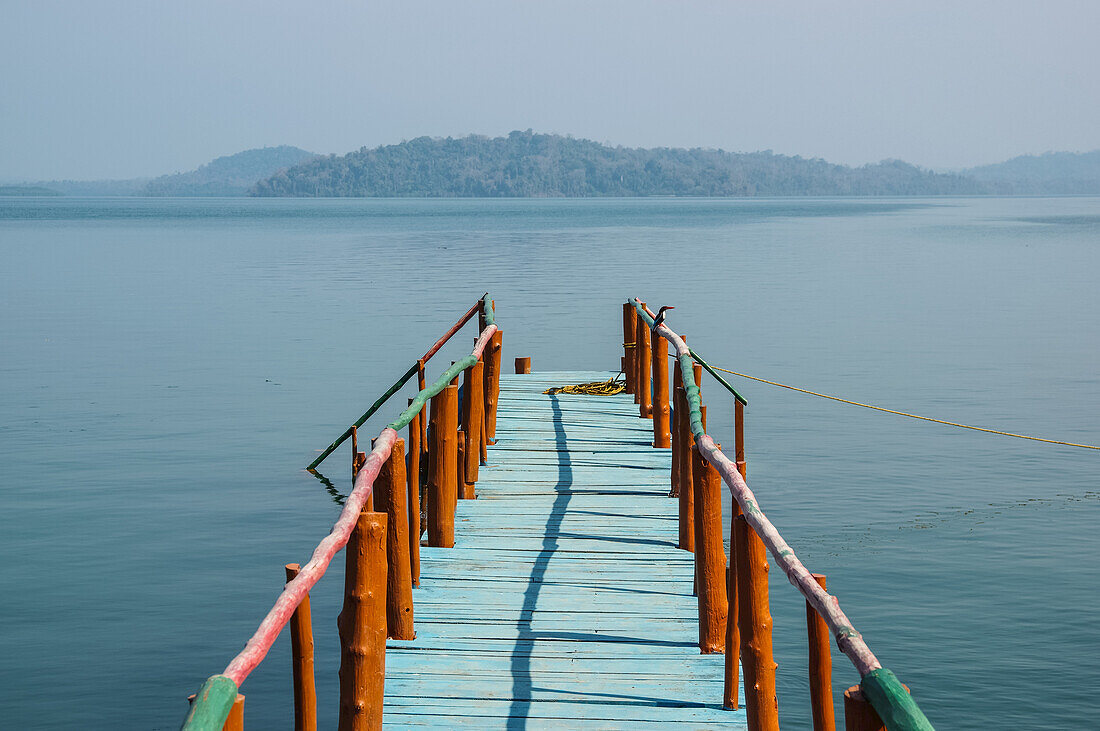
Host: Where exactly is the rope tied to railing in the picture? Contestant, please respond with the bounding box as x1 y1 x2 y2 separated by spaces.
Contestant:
631 297 934 731
708 364 1099 451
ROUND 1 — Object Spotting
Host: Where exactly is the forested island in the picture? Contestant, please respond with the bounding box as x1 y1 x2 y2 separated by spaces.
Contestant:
14 134 1100 198
143 146 316 196
251 131 980 197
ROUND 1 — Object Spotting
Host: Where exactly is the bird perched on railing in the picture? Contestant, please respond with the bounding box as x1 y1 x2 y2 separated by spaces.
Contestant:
651 305 675 331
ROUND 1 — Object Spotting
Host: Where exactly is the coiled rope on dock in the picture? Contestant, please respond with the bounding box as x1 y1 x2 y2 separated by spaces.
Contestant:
543 377 626 396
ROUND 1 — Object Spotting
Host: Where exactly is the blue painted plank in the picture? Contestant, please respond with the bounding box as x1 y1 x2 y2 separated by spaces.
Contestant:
383 371 745 729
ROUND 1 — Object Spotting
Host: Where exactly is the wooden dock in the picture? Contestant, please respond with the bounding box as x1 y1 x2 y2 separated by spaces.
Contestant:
384 371 748 729
181 298 933 731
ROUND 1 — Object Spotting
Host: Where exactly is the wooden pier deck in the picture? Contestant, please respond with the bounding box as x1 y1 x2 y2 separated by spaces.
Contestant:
384 371 748 729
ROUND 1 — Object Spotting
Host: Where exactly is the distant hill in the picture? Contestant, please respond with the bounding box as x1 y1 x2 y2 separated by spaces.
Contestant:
27 178 148 196
964 150 1100 194
144 146 317 196
0 185 62 196
251 131 981 198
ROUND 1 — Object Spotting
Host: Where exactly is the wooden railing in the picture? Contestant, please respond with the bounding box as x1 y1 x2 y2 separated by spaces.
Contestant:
180 295 503 730
625 298 935 731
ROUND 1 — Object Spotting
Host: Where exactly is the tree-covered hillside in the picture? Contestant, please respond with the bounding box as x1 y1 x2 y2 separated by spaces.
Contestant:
144 145 316 196
251 131 980 197
965 150 1100 194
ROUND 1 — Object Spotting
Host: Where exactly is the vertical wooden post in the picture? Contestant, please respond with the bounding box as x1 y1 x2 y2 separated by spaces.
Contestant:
670 337 686 497
189 692 245 731
485 330 503 440
515 356 531 374
651 334 670 447
224 694 244 731
351 426 363 487
427 385 458 548
670 378 682 498
735 514 779 731
808 574 835 731
693 362 703 389
724 499 741 710
735 399 747 479
417 359 428 457
463 361 483 485
622 303 636 394
406 399 421 587
676 386 694 552
457 429 474 499
337 510 387 731
692 445 727 653
479 403 488 465
637 307 652 418
632 308 643 406
376 439 414 640
844 686 886 731
285 564 317 731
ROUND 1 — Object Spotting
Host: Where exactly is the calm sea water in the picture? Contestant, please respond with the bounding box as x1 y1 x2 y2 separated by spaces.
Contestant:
1 197 1097 729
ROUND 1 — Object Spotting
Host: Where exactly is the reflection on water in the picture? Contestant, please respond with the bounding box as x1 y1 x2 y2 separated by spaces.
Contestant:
307 468 346 506
1 196 1097 730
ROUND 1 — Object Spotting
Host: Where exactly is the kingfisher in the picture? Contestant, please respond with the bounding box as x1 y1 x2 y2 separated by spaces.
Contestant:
652 305 674 330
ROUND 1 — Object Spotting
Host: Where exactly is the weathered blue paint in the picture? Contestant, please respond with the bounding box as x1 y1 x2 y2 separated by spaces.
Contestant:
383 371 748 728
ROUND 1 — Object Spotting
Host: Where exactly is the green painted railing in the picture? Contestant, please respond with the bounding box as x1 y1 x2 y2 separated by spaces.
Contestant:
181 296 496 731
307 295 493 470
631 298 934 731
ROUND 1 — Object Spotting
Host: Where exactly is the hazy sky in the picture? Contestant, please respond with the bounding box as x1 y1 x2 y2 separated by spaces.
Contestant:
3 1 1098 180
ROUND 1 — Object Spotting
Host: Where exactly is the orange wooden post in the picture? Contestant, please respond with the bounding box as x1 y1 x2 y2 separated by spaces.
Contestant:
351 425 363 482
406 398 421 587
632 309 643 406
637 308 652 418
463 361 484 485
808 573 835 731
735 399 747 479
457 429 474 499
673 384 690 549
485 330 503 440
284 564 318 731
670 337 686 496
479 402 488 465
692 444 728 653
416 359 427 457
724 498 741 710
515 356 531 374
426 385 458 547
670 379 681 498
844 686 885 731
189 692 245 731
337 510 387 731
676 386 694 552
376 439 414 640
651 333 670 447
622 303 636 394
735 513 779 731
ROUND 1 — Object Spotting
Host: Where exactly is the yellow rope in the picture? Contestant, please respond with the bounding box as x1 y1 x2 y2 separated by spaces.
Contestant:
544 377 626 396
709 365 1099 451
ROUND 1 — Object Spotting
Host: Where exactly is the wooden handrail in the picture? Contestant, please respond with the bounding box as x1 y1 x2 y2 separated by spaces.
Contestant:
182 298 500 731
631 297 934 731
307 296 493 470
